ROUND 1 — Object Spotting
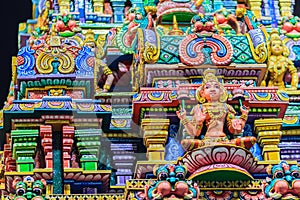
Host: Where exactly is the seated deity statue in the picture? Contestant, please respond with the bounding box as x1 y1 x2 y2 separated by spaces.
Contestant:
262 29 299 90
176 69 256 151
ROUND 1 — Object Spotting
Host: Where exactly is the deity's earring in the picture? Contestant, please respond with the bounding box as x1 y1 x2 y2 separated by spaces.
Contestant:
219 87 228 103
199 96 206 103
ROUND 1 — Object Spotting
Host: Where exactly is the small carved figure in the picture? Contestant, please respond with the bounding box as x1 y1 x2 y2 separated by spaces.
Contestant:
84 30 114 93
282 15 300 38
263 161 300 199
12 176 47 199
235 4 260 34
145 164 199 199
176 69 256 151
55 12 81 37
214 8 240 35
124 7 153 47
190 14 216 34
262 29 299 90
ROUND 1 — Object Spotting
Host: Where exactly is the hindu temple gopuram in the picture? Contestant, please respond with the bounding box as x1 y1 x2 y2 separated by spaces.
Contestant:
1 0 300 199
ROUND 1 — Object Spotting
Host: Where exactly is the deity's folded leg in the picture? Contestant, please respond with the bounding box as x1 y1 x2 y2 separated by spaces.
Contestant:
231 136 257 150
181 139 205 151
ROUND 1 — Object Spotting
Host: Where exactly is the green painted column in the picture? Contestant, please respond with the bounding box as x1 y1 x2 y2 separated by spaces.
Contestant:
75 129 101 171
11 129 38 172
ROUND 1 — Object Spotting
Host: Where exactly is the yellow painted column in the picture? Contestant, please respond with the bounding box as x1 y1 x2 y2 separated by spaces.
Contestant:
93 0 105 14
255 118 282 161
64 184 71 194
60 0 70 13
46 184 53 195
141 119 169 161
278 0 292 17
248 0 262 20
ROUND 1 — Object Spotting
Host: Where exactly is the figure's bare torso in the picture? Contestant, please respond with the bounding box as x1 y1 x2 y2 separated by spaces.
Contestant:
198 103 227 138
268 55 288 87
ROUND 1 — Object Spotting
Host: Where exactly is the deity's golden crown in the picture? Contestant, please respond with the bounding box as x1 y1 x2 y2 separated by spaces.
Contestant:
202 69 219 84
269 28 281 42
84 29 95 44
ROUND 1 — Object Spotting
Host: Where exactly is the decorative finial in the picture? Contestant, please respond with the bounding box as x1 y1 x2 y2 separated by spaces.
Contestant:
84 29 96 44
168 15 184 36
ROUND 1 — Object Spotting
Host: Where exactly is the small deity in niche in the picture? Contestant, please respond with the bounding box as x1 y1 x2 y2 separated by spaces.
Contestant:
262 29 299 90
176 69 256 151
83 30 114 93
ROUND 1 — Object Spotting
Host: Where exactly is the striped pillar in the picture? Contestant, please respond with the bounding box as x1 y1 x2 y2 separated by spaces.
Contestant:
142 118 169 161
255 118 283 161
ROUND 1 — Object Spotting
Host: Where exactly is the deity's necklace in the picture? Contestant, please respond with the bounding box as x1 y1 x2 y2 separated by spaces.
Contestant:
273 57 286 77
204 103 226 120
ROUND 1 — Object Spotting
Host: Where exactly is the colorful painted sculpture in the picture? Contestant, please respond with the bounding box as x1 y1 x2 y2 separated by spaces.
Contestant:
263 161 300 199
176 69 256 151
4 0 300 199
145 164 199 199
190 14 216 34
54 12 81 37
262 29 299 90
235 4 259 34
117 6 153 54
83 30 114 93
282 15 300 38
12 176 46 200
214 8 240 35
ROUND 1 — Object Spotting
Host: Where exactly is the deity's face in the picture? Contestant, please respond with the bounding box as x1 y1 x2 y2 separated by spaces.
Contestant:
271 40 283 56
201 81 222 102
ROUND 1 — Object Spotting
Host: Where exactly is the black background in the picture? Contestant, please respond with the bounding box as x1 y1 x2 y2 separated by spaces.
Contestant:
0 1 300 109
0 0 32 109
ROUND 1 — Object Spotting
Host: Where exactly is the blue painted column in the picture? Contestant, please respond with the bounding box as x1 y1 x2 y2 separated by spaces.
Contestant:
53 0 60 13
79 0 86 23
222 0 237 13
130 0 143 9
269 0 278 28
111 0 126 23
213 0 223 11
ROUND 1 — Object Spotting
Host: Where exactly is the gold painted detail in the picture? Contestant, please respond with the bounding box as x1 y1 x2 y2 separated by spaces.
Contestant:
44 194 124 200
194 180 263 189
254 118 283 134
282 129 300 135
144 41 160 64
124 179 263 190
36 47 75 74
283 116 298 125
141 118 169 160
126 179 151 189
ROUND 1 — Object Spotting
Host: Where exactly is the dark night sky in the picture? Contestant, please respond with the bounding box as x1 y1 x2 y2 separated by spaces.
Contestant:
0 1 300 109
0 0 32 109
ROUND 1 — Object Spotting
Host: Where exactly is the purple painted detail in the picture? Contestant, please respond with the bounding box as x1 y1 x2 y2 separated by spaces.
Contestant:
110 143 136 186
285 39 300 61
144 29 157 44
279 142 300 161
248 29 266 48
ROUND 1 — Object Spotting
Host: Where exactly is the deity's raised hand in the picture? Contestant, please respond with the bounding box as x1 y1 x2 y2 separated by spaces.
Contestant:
176 109 187 120
240 105 249 116
193 105 207 124
231 119 243 132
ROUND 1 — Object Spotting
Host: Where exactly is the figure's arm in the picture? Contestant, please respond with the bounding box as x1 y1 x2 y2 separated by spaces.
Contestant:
261 60 270 86
287 59 299 90
176 105 206 137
